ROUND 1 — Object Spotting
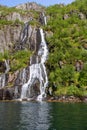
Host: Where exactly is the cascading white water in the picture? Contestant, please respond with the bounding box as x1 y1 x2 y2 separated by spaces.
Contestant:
5 60 10 73
0 74 6 88
0 60 10 89
44 16 47 25
44 15 47 25
37 29 48 100
42 12 47 25
21 28 48 101
20 22 29 44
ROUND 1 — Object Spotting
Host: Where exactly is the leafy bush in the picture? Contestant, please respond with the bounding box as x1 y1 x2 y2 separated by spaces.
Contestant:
54 85 84 97
55 87 68 96
0 20 13 25
0 51 10 61
46 0 87 91
10 50 32 71
60 65 75 86
67 85 83 96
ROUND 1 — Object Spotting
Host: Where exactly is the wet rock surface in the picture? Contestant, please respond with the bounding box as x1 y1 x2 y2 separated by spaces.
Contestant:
47 96 82 102
0 87 14 100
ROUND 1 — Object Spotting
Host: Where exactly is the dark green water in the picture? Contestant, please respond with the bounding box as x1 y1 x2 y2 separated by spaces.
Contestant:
0 102 87 130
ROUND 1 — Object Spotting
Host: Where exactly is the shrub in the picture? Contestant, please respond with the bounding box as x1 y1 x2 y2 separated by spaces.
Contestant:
67 85 83 96
10 50 32 71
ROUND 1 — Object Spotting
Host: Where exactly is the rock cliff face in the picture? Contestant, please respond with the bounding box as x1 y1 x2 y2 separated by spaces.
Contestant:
0 25 42 100
0 2 47 53
15 2 45 11
6 12 34 23
0 0 52 100
0 24 42 53
0 25 22 53
0 2 48 100
0 3 48 100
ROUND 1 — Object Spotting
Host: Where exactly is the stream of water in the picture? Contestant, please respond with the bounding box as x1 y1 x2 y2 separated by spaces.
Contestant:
21 28 48 101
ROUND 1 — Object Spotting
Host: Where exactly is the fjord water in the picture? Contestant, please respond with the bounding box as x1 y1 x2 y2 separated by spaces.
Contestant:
0 102 87 130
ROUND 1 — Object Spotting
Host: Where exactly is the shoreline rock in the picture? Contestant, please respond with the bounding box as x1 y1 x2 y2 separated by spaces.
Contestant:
46 96 84 103
0 94 87 103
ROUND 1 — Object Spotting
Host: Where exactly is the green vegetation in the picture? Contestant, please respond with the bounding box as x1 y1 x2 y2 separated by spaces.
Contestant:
0 51 10 61
0 20 13 25
55 86 83 97
10 50 32 71
0 6 24 26
0 50 32 72
79 63 87 86
0 0 87 97
0 5 40 26
45 0 87 96
0 6 20 16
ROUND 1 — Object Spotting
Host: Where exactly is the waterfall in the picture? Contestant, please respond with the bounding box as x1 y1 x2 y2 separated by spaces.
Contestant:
39 12 47 26
0 60 10 89
0 74 6 88
42 12 47 25
14 67 30 99
5 60 10 74
21 28 48 101
20 22 29 45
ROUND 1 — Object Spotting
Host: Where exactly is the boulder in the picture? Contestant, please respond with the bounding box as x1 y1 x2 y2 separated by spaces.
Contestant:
78 12 86 19
63 14 69 20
